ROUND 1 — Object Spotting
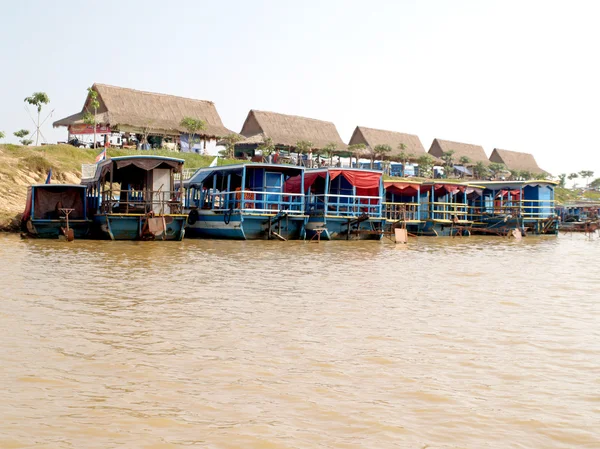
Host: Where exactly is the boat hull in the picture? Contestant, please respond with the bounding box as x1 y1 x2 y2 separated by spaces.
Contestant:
186 210 306 240
93 214 187 241
305 216 384 240
24 219 91 239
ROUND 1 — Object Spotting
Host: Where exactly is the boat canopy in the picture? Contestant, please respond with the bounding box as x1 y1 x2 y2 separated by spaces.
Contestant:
384 181 421 196
83 156 184 185
285 169 382 194
422 182 482 196
22 184 87 221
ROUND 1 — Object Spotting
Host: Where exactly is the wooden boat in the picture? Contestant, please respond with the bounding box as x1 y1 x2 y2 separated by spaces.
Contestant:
384 181 480 236
183 164 307 240
81 156 187 241
21 184 91 240
471 181 558 235
297 168 385 240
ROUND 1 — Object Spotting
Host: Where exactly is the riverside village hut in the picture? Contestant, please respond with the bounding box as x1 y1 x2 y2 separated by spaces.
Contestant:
53 83 234 153
488 148 547 176
428 138 488 177
348 126 426 175
236 110 347 164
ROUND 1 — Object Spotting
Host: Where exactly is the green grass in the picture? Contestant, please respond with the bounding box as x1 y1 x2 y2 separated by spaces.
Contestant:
0 143 241 175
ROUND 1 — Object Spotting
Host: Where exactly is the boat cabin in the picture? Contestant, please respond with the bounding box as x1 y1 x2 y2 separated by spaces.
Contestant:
83 156 185 216
185 164 306 214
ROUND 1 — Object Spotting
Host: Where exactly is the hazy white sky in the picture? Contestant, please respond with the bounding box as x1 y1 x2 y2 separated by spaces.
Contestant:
1 0 599 177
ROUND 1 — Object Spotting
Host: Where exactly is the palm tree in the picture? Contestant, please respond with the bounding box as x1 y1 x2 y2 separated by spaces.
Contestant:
416 154 434 178
24 91 50 146
323 143 337 166
396 143 410 177
441 150 455 178
372 144 392 170
0 131 5 140
257 136 275 161
295 140 313 166
488 163 506 179
221 133 243 159
347 143 366 169
180 117 206 153
472 161 489 180
579 170 594 188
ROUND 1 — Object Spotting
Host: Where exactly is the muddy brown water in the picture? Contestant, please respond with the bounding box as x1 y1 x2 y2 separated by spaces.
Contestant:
0 233 598 448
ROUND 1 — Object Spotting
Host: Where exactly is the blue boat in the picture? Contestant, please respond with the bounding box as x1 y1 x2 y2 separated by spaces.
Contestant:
21 184 91 239
471 180 558 235
184 164 307 240
82 156 188 241
298 168 385 240
384 181 481 236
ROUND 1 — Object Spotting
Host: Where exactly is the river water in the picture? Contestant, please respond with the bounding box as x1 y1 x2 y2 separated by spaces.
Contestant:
0 233 598 449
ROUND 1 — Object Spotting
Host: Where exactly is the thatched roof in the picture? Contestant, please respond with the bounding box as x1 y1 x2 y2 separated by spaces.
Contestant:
348 126 426 160
239 110 346 150
53 83 234 138
428 138 488 165
489 148 546 174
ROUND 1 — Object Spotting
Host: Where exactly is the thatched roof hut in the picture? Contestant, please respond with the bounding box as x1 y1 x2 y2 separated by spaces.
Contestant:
428 138 488 165
348 126 426 160
489 148 547 174
53 83 234 138
239 110 346 150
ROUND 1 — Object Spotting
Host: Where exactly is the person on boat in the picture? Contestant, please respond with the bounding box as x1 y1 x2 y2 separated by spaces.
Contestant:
47 201 64 219
273 149 280 164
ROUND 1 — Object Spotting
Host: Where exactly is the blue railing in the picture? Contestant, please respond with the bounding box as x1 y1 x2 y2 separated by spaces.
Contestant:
308 194 382 217
190 190 305 214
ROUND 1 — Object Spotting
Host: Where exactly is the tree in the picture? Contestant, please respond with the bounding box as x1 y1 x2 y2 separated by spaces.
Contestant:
510 169 522 181
24 92 50 146
396 143 412 177
257 136 275 161
323 142 337 166
416 154 434 178
579 170 594 188
180 117 206 153
441 150 455 178
0 131 5 140
347 143 366 169
372 144 392 169
473 161 489 180
489 162 506 179
520 170 532 180
221 133 243 159
589 177 600 189
14 129 33 145
557 173 567 188
459 156 471 166
295 140 313 166
82 87 100 148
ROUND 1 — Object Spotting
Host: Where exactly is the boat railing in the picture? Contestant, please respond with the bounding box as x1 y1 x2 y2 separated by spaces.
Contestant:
382 202 420 221
472 200 556 220
100 189 183 214
425 201 471 221
201 190 305 214
308 194 382 217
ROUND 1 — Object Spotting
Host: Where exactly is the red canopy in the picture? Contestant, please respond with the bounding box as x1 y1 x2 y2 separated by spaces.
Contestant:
284 170 381 194
384 181 420 196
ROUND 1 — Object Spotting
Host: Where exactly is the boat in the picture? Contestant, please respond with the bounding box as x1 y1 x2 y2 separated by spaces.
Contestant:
183 163 307 240
557 202 600 233
296 168 385 240
81 156 188 240
384 181 481 236
471 180 558 235
21 184 91 240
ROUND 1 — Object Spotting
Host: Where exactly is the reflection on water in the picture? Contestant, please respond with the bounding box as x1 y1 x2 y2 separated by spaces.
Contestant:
0 233 599 448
